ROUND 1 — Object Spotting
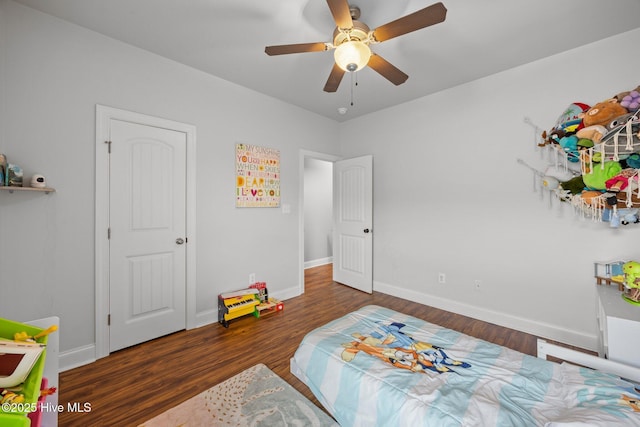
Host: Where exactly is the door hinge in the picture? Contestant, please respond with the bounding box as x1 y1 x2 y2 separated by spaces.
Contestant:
105 140 112 153
107 228 111 239
107 314 111 326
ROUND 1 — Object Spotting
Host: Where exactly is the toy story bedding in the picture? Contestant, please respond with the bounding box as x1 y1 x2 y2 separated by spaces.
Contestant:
290 305 640 426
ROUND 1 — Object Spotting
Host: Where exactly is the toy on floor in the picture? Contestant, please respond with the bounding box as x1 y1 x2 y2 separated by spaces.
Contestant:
249 282 269 303
257 297 284 317
218 288 261 328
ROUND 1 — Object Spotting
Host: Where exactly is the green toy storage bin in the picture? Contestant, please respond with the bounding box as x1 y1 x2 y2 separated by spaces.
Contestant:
0 317 48 423
0 413 31 427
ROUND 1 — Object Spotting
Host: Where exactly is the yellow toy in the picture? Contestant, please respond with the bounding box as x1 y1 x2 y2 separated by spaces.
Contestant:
1 389 25 404
13 325 57 343
622 261 640 304
623 262 640 288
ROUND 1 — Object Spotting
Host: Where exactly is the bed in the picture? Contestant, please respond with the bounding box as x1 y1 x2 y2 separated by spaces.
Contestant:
290 305 640 426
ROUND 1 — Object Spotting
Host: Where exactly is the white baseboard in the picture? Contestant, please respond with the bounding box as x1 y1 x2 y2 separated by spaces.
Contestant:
304 257 332 269
195 307 217 328
273 286 302 301
59 344 96 372
373 280 598 351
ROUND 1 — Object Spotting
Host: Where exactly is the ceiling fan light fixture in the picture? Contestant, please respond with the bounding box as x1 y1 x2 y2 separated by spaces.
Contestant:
334 40 371 72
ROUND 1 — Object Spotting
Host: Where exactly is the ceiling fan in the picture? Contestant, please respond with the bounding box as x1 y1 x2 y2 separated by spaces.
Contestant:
265 0 447 93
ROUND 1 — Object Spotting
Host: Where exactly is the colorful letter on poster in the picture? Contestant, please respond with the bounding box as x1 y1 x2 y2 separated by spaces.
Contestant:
236 143 280 207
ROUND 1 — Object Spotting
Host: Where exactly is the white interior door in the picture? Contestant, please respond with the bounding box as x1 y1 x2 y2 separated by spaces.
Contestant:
333 155 373 293
108 119 187 352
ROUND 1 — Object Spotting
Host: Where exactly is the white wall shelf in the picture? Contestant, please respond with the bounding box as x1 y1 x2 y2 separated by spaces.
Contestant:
0 186 55 194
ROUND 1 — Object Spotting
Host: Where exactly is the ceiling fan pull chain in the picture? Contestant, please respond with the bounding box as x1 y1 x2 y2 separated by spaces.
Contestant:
350 72 354 106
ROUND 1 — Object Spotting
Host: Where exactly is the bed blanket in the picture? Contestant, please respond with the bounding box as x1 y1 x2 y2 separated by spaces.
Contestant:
290 305 640 427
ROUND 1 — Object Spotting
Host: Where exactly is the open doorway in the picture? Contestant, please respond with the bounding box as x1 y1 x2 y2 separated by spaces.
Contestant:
299 150 340 293
304 157 333 269
298 151 374 294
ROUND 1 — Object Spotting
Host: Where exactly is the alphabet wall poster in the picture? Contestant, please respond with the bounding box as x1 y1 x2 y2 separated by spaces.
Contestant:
236 143 280 207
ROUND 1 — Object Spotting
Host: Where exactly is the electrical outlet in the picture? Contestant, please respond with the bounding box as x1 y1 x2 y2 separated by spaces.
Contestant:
474 280 482 291
438 273 446 284
249 273 256 284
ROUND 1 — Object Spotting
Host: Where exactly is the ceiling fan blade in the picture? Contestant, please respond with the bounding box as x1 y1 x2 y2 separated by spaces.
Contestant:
265 42 328 56
326 0 353 29
367 54 409 86
324 63 346 92
371 2 447 42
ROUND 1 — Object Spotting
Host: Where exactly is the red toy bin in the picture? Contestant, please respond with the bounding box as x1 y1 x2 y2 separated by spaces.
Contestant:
26 378 49 427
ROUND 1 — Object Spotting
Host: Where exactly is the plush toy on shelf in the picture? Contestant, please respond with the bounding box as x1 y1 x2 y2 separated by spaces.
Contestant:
522 83 640 228
622 261 640 304
620 91 640 112
581 98 628 128
615 85 640 112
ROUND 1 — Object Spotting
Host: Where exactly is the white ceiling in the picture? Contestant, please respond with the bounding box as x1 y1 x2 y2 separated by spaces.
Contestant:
13 0 640 122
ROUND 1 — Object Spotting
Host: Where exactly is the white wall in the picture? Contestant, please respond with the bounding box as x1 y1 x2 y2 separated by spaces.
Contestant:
304 158 333 266
0 1 340 360
338 28 640 349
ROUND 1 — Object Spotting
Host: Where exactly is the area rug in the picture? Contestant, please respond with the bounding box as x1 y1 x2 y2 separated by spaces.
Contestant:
138 363 338 426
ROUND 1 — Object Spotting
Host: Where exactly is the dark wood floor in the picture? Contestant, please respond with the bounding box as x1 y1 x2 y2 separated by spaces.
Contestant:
58 264 553 426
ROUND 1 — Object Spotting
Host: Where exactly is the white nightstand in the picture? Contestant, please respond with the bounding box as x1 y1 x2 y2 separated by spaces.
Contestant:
596 284 640 368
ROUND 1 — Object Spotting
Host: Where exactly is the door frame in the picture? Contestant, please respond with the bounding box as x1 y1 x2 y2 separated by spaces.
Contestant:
95 105 197 359
298 149 341 294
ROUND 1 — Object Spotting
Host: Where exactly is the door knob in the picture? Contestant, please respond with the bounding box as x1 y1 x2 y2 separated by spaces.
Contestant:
363 228 370 234
176 238 185 245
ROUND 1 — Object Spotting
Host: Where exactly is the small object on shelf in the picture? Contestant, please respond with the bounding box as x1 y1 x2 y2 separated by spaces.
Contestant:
621 261 640 305
6 164 22 187
29 175 46 188
594 260 626 290
0 154 6 187
623 287 640 305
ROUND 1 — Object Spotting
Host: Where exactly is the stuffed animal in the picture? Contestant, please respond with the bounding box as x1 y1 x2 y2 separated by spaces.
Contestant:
620 209 640 225
542 176 559 190
614 85 640 106
581 99 628 128
625 153 640 169
605 169 638 192
576 125 607 143
558 135 580 162
552 102 590 133
544 166 575 181
598 113 640 148
580 190 605 205
620 90 640 112
582 161 622 190
560 175 585 195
